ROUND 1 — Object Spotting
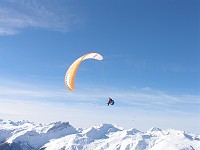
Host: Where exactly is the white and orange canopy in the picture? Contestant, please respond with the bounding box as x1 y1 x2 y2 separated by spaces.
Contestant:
64 52 103 91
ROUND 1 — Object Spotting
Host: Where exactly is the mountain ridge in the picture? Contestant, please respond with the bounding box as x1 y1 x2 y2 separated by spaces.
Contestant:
0 119 199 150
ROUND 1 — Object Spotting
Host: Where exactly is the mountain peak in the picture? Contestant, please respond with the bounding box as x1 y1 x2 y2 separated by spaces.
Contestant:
149 127 162 131
126 128 140 135
47 121 72 132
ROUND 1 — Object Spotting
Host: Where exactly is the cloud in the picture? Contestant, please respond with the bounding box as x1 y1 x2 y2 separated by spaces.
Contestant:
0 0 83 35
0 76 199 115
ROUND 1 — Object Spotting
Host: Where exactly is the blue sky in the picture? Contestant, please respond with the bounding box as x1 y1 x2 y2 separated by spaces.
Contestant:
0 0 199 133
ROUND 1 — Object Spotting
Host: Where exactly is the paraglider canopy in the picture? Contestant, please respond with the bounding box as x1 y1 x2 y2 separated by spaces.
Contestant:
64 52 103 91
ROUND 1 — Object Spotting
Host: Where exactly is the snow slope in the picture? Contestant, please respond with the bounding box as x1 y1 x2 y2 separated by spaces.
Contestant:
0 119 77 150
0 119 199 150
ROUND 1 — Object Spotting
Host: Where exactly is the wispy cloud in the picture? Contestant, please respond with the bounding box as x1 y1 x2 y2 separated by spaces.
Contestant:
0 0 83 35
0 77 199 114
109 87 200 112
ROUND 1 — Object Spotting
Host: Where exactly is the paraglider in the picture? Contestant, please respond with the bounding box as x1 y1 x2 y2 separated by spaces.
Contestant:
107 97 115 106
64 52 115 106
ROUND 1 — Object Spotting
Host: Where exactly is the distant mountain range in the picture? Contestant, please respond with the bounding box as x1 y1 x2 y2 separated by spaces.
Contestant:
0 119 199 150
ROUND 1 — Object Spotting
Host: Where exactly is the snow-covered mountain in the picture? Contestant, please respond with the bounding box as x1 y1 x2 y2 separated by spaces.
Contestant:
0 119 199 150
